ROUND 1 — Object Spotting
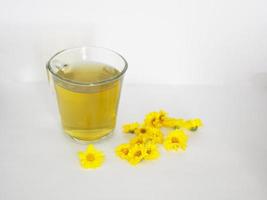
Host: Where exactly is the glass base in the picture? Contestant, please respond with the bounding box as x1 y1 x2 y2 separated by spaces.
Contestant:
64 129 114 144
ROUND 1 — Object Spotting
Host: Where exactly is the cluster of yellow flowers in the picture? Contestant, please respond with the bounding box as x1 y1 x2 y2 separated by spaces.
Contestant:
115 110 203 165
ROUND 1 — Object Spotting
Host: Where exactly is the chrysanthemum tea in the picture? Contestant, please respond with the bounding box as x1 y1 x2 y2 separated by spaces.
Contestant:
54 62 121 141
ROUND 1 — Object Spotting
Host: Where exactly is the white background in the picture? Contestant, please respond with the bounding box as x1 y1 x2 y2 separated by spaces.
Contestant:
0 0 267 200
0 0 266 85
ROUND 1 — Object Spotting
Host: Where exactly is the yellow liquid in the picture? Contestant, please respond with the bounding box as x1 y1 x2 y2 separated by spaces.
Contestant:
54 63 121 141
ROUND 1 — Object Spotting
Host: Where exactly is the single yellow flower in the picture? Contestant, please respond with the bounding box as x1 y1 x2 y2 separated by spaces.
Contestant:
115 143 131 160
144 110 170 128
127 144 145 165
130 135 149 145
134 125 153 136
144 111 161 128
162 118 185 129
164 130 188 151
184 118 203 131
158 110 168 124
78 145 105 169
143 143 160 160
122 122 140 134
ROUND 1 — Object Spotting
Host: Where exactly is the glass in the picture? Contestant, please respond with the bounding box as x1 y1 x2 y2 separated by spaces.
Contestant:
46 46 127 142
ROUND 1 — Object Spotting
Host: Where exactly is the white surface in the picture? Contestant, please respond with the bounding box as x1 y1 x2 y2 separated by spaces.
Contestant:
0 81 267 199
0 0 267 85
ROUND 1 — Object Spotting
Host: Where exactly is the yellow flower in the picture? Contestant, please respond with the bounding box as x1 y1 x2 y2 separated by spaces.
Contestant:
144 112 160 128
115 143 131 160
127 145 145 165
130 135 149 145
144 110 170 128
184 118 203 131
147 128 164 144
134 125 153 136
78 145 105 169
143 143 160 160
122 122 140 134
144 111 161 128
158 110 168 124
162 118 185 129
164 130 188 151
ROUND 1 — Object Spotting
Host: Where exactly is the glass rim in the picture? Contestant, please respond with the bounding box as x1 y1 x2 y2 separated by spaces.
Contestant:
46 46 128 86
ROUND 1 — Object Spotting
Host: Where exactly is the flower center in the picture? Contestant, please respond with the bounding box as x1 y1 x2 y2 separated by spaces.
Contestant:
147 149 152 154
134 151 142 157
171 137 179 143
86 153 95 162
136 139 143 144
122 148 129 155
140 128 146 134
151 118 157 125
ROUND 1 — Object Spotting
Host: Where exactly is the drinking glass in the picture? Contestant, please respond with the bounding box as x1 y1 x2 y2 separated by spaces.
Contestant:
46 46 127 142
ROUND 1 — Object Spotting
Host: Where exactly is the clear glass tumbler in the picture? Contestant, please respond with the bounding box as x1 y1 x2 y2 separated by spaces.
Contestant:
46 46 127 142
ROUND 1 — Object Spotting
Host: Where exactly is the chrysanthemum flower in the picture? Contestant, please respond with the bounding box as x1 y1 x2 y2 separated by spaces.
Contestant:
144 110 170 128
143 143 160 160
78 145 105 169
115 143 131 160
130 135 149 145
127 145 145 165
158 110 168 123
162 118 185 129
164 130 188 151
134 125 153 136
144 112 161 128
184 118 203 131
122 122 140 133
